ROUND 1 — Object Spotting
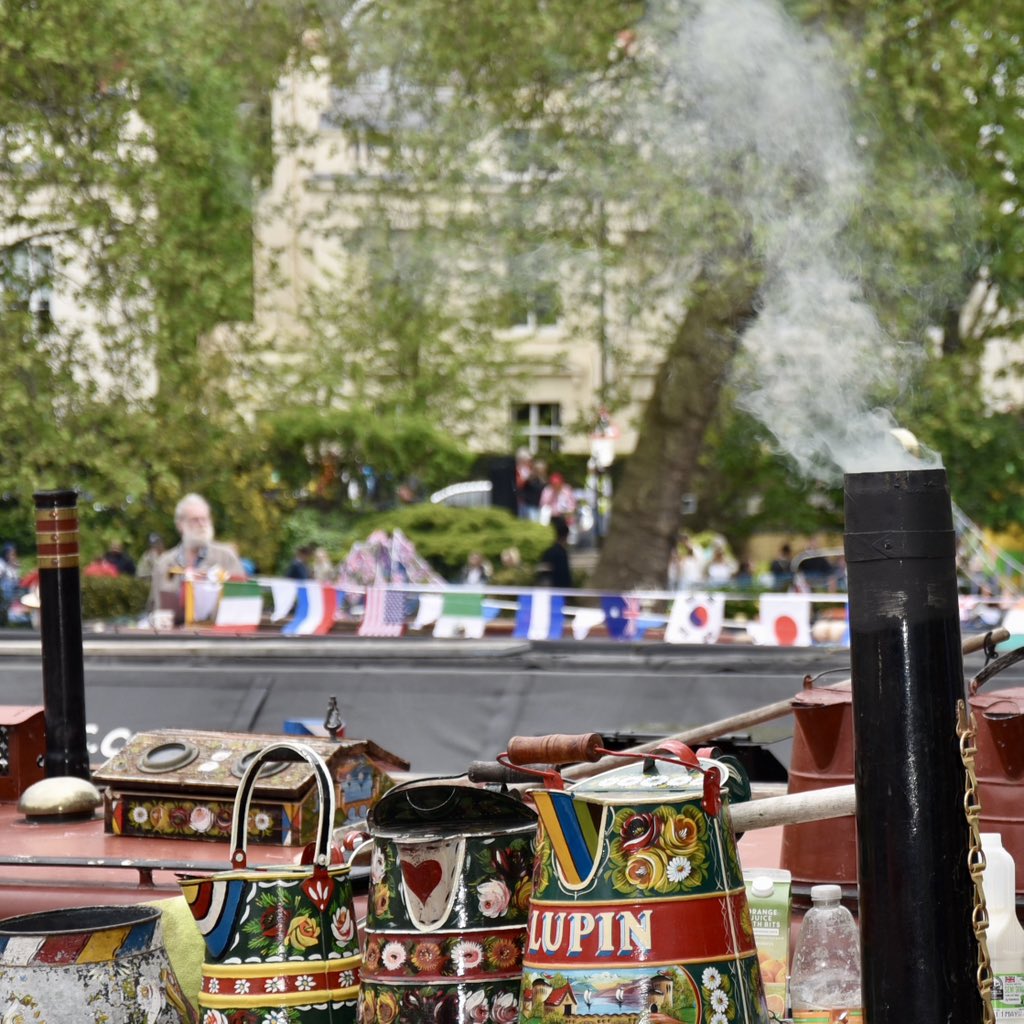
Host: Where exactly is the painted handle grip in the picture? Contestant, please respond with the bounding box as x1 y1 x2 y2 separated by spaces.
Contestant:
507 733 603 766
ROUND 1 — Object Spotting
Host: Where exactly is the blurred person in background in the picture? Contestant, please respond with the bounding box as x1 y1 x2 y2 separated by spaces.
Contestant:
136 533 165 578
151 493 245 624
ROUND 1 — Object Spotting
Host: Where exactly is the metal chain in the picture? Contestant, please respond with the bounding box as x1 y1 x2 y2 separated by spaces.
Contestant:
958 698 995 1024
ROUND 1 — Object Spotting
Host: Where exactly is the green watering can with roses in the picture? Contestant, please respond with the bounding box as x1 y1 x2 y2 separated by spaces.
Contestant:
179 741 362 1024
499 733 769 1024
345 778 536 1024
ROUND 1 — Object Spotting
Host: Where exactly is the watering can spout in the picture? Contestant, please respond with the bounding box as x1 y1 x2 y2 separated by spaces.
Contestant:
179 876 247 959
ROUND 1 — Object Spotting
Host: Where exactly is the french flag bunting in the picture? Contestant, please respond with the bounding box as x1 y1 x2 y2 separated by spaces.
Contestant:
514 592 565 640
665 593 725 644
601 595 643 640
282 583 337 636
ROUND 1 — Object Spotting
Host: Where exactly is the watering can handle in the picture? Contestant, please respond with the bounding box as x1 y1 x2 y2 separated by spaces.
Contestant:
229 741 336 870
507 733 603 766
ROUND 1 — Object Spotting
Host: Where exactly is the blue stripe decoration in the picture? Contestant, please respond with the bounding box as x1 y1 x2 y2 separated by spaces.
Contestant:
117 919 157 957
206 879 246 959
550 790 596 882
281 586 310 635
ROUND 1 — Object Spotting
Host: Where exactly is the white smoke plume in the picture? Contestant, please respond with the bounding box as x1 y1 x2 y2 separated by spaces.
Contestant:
649 0 940 478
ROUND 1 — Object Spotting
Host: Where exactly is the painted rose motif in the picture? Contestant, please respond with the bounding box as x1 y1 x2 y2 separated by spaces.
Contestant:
331 905 355 945
371 845 387 885
463 989 489 1024
513 877 532 913
376 990 400 1024
260 905 292 939
662 809 701 856
374 883 391 918
202 1011 229 1024
624 848 669 890
286 914 320 950
491 992 519 1024
169 806 189 829
620 811 662 854
364 939 382 972
359 989 376 1024
477 879 511 918
190 805 214 833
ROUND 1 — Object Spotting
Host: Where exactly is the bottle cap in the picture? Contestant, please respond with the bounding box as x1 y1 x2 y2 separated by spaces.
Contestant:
750 876 774 898
810 883 842 902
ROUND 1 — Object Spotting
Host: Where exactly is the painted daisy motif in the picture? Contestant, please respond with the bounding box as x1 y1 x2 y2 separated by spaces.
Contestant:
131 805 149 824
207 979 220 994
382 941 407 970
295 975 316 991
701 967 722 990
710 1015 728 1024
262 1011 290 1024
265 977 287 993
710 988 729 1012
253 811 272 832
667 855 692 883
233 979 251 994
451 940 484 971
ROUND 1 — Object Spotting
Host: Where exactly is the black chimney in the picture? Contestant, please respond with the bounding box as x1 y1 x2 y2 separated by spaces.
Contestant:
33 489 90 780
844 469 980 1022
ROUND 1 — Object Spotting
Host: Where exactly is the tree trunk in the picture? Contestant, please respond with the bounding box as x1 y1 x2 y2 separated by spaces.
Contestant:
590 256 761 590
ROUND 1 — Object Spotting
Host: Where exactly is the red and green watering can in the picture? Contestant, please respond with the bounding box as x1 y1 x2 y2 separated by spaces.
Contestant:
499 732 769 1024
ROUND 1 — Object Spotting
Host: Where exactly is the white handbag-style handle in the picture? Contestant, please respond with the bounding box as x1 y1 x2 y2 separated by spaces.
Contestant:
230 741 336 869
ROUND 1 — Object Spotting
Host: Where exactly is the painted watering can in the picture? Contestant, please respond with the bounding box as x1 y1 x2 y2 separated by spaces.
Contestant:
501 733 769 1024
0 904 196 1024
179 741 362 1024
347 778 536 1024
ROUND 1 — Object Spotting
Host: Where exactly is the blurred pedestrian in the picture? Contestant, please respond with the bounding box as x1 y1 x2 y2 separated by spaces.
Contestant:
137 533 165 578
537 518 573 589
459 551 492 585
312 546 334 581
286 544 314 580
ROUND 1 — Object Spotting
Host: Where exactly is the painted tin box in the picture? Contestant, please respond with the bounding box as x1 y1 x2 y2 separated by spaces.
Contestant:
94 728 408 845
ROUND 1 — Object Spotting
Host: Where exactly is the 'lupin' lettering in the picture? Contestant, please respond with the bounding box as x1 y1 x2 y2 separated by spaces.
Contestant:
528 909 653 957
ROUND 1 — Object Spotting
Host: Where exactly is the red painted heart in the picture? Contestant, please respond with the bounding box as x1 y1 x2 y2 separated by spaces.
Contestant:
400 859 443 904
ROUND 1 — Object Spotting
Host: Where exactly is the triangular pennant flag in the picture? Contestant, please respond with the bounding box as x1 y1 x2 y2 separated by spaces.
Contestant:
214 581 264 632
433 591 485 639
268 579 299 622
665 592 725 644
514 592 565 640
412 592 444 630
571 607 606 640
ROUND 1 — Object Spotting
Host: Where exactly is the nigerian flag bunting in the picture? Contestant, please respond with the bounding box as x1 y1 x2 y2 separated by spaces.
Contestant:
433 591 486 639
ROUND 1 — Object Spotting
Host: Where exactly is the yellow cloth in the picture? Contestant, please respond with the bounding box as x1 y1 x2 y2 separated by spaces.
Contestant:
146 895 206 1013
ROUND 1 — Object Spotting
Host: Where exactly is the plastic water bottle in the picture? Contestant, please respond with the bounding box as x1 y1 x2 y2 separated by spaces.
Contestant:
789 883 863 1021
981 832 1024 1020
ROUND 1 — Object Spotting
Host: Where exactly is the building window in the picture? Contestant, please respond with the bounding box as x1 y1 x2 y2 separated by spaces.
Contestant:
504 279 560 329
3 243 53 328
513 402 562 454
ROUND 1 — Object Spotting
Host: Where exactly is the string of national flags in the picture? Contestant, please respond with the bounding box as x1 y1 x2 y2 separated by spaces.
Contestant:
195 578 848 647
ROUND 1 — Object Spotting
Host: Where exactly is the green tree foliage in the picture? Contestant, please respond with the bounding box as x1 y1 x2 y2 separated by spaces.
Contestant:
0 0 312 565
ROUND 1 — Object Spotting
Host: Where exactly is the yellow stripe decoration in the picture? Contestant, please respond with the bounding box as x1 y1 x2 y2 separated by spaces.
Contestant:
203 955 361 977
79 926 130 963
